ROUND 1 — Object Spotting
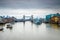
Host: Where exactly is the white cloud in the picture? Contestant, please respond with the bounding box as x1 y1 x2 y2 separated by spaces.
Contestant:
0 9 60 18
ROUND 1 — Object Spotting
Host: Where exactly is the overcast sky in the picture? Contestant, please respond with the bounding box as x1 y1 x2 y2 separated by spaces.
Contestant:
0 0 60 9
0 0 60 18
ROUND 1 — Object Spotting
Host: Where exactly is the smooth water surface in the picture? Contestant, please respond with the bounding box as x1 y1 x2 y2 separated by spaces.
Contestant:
0 22 60 40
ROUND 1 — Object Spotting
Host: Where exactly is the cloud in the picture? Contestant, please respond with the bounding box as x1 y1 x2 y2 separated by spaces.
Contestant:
0 0 60 9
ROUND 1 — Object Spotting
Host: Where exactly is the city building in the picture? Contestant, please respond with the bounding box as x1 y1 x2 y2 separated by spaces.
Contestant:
46 13 60 24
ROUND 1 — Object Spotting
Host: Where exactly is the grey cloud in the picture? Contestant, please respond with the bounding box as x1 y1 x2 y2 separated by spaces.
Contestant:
0 0 60 9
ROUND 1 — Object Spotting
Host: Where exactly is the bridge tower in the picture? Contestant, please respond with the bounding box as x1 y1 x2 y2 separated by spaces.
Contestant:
23 15 25 25
30 15 33 22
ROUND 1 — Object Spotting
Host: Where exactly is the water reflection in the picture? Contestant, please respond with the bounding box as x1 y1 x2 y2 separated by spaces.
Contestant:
46 23 60 31
0 22 60 40
0 22 60 31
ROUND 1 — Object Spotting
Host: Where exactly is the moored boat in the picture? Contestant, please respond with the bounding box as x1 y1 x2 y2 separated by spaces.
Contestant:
33 18 42 25
6 23 12 29
0 27 3 31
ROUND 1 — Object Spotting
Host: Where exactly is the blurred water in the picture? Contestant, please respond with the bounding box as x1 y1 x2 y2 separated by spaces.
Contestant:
0 22 60 40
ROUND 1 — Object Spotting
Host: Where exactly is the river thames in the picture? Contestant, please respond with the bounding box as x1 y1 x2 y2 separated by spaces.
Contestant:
0 22 60 40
